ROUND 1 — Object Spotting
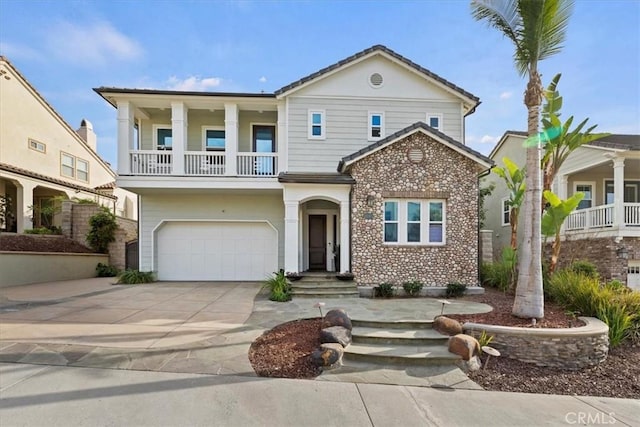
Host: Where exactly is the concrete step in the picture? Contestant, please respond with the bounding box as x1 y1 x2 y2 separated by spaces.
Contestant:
351 327 448 346
344 343 459 366
290 282 356 290
351 319 434 330
291 290 360 298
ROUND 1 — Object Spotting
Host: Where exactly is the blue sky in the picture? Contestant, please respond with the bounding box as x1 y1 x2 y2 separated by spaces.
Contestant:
1 0 639 168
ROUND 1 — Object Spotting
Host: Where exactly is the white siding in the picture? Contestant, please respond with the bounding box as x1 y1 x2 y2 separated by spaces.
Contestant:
556 146 612 175
139 192 284 273
287 97 463 172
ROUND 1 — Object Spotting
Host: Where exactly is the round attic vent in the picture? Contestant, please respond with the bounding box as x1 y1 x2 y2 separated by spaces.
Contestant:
407 147 424 163
369 73 384 88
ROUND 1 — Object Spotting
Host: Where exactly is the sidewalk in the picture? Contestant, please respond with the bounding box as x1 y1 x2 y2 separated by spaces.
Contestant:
1 363 638 427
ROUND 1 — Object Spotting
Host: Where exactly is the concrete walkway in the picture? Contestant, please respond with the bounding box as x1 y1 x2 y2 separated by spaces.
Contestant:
2 363 638 427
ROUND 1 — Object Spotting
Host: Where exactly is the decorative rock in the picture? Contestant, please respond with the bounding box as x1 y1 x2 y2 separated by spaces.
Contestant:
448 334 481 361
311 343 344 368
320 326 352 347
322 308 352 331
456 355 482 373
433 316 463 336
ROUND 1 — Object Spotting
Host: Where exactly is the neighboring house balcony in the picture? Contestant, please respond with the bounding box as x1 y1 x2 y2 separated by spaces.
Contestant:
557 154 640 238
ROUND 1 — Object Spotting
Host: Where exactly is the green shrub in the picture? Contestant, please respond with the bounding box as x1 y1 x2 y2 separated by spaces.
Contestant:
446 282 467 298
25 227 54 235
569 260 599 279
117 269 154 284
96 263 119 277
596 303 635 347
402 280 423 297
263 270 291 302
376 283 395 298
604 279 627 293
477 330 494 347
86 208 118 253
481 247 516 292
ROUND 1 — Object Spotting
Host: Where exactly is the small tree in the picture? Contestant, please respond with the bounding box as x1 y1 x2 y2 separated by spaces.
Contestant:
493 157 526 250
541 190 584 273
87 208 118 253
479 183 495 229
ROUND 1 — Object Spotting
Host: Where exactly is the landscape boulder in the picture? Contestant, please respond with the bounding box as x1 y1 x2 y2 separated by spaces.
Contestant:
320 326 352 347
311 343 344 368
456 355 482 373
448 334 481 361
433 316 463 336
322 308 352 331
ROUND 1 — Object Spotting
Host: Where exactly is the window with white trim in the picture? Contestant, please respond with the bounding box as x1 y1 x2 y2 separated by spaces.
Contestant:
154 125 173 150
29 139 46 153
308 110 325 139
501 197 510 226
203 127 225 151
427 114 442 131
368 112 384 141
61 153 75 178
575 183 593 210
383 200 445 245
76 159 89 182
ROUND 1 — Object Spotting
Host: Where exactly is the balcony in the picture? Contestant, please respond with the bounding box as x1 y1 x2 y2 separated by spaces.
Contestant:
129 150 279 177
565 203 640 232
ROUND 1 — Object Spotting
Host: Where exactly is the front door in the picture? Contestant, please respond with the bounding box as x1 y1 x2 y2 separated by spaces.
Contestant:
309 215 326 270
253 125 276 175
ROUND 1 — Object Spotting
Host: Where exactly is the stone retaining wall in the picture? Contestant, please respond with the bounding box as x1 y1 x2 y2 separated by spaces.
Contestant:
463 317 609 370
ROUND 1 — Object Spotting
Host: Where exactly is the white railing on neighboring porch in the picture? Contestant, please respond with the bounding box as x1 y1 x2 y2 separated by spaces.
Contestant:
130 150 172 175
566 203 640 231
237 153 278 177
184 152 225 176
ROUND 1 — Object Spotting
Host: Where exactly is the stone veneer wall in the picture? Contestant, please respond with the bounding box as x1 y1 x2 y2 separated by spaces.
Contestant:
464 317 609 370
61 201 138 270
544 236 640 283
349 132 481 287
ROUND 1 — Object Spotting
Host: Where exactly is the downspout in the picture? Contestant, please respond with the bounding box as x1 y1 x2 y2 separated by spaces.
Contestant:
477 167 492 286
348 185 353 273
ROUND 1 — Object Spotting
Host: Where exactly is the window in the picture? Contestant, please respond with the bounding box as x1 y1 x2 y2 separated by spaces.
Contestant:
575 183 594 210
203 128 225 151
76 159 89 182
501 197 510 226
154 126 172 150
28 139 46 153
61 153 75 177
427 114 442 131
383 200 445 245
368 112 384 141
308 110 325 139
605 180 640 204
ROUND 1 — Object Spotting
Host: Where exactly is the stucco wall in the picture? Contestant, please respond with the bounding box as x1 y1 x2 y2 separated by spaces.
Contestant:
349 132 480 287
0 252 109 287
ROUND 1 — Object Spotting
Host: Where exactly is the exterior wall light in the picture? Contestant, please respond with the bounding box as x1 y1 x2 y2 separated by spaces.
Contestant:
616 246 629 260
366 195 375 207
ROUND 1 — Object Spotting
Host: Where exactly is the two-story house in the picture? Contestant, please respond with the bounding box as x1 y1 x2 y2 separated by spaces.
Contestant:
95 45 492 285
0 56 138 234
484 131 640 289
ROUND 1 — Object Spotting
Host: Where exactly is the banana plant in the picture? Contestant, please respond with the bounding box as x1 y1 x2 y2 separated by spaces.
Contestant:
494 157 526 250
542 190 584 274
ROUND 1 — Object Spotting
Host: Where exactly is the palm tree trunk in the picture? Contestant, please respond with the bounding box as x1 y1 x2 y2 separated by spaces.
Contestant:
513 69 545 319
510 208 518 250
549 231 562 274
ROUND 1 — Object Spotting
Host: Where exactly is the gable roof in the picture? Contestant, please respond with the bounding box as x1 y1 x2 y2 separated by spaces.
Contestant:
275 45 480 113
338 122 493 173
0 56 116 178
488 130 528 159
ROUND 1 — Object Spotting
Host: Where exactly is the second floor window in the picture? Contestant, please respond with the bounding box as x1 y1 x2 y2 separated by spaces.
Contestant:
156 127 173 150
61 153 75 178
427 114 442 131
308 110 325 139
369 112 384 141
61 152 89 182
29 139 46 153
502 198 510 226
204 128 225 151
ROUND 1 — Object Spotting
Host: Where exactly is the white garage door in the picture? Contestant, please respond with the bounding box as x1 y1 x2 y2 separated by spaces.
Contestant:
157 221 278 281
628 261 640 291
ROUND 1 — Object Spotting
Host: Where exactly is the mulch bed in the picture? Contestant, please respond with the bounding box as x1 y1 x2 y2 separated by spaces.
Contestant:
0 233 95 253
248 288 640 398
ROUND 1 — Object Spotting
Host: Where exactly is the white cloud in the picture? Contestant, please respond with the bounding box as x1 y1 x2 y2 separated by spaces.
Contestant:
46 20 142 66
0 41 42 61
480 135 499 144
499 91 513 100
166 76 223 91
259 76 267 83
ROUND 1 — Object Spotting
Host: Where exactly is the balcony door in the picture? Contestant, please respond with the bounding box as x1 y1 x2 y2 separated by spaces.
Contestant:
253 125 275 175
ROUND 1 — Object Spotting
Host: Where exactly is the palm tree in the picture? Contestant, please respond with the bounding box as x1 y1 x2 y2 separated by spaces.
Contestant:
471 0 574 319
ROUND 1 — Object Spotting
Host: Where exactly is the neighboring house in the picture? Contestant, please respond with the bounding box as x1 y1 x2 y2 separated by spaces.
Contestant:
483 131 640 289
95 45 492 285
0 56 138 234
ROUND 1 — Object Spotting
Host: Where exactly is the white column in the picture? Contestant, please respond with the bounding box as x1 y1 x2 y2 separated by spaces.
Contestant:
284 201 300 272
339 200 350 273
225 103 238 176
16 180 36 232
613 157 625 228
277 102 287 173
171 102 187 175
557 174 568 200
116 101 134 175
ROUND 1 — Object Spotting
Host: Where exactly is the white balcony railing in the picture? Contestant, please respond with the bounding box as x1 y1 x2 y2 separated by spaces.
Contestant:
130 150 172 175
185 152 225 176
566 203 640 231
237 153 278 177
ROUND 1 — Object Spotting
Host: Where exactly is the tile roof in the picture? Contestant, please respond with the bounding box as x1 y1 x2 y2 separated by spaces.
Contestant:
0 163 117 199
274 45 480 105
338 122 493 172
586 134 639 151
